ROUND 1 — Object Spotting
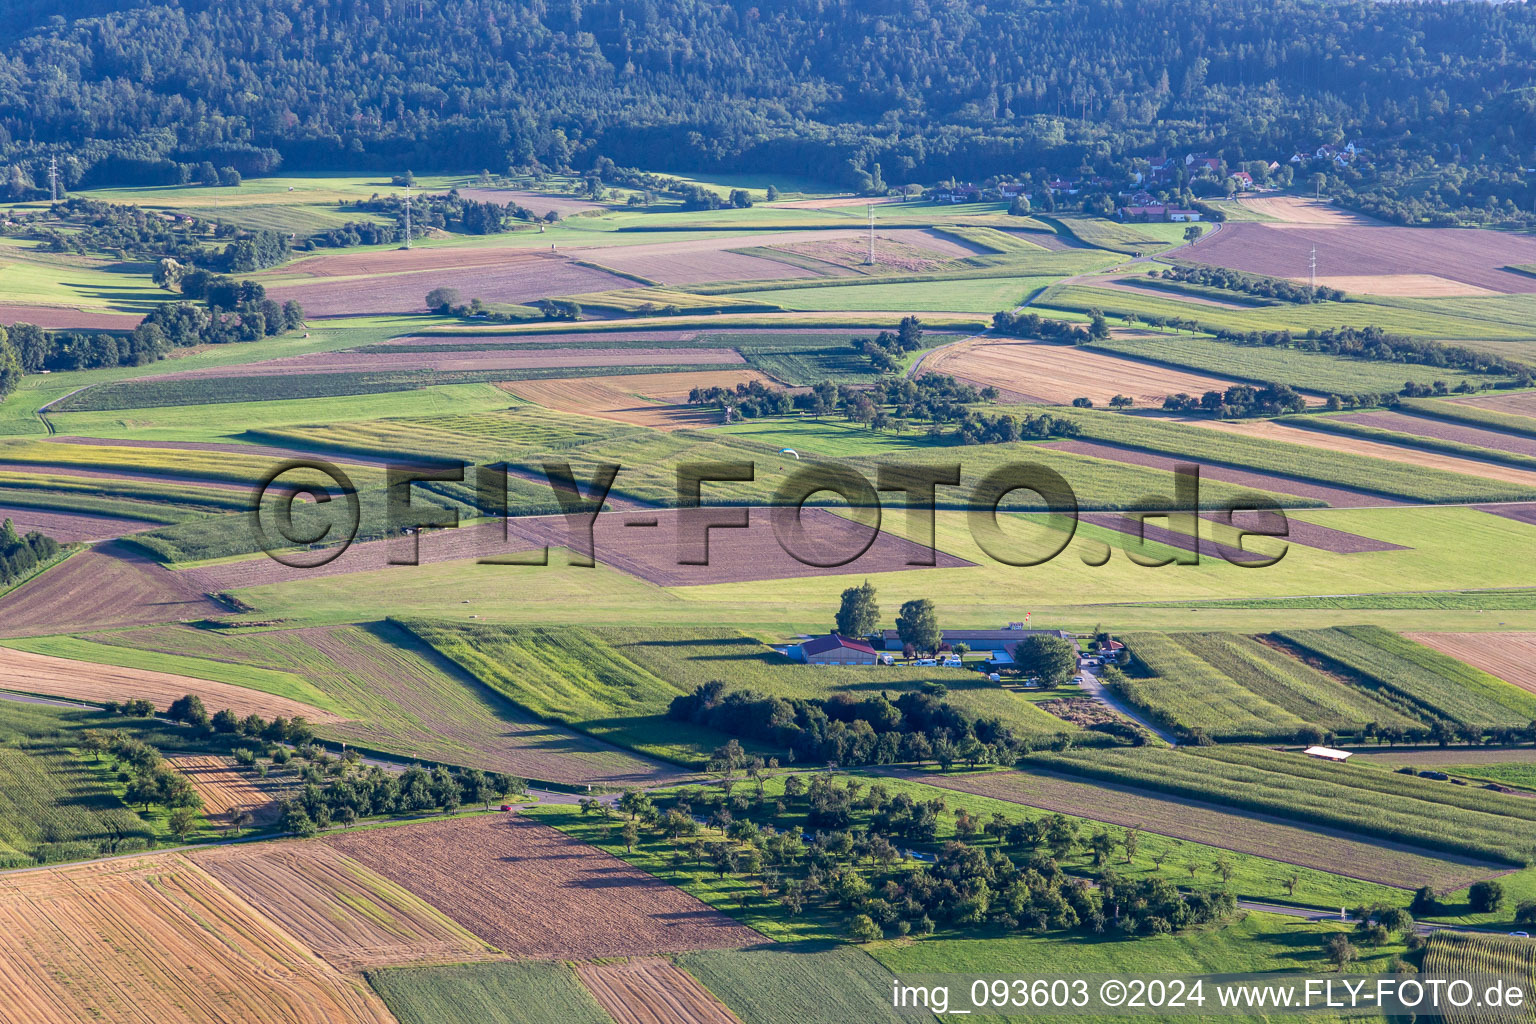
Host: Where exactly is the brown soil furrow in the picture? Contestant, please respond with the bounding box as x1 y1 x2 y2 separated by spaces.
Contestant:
0 645 341 722
899 769 1505 893
502 506 975 586
0 505 158 543
1037 438 1400 506
1336 411 1536 459
0 542 224 636
1194 419 1536 489
0 855 396 1024
168 755 284 825
578 958 743 1024
0 305 143 330
156 346 746 380
193 841 503 972
925 336 1267 408
328 816 763 959
1403 632 1536 696
1183 221 1536 294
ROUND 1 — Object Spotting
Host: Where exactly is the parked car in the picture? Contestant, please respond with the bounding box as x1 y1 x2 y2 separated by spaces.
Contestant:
914 658 937 666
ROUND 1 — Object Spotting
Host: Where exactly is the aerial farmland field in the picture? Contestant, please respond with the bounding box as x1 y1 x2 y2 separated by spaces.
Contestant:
6 6 1536 1018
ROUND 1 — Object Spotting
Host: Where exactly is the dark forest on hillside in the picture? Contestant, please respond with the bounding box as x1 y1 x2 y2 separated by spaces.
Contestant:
1 0 1534 223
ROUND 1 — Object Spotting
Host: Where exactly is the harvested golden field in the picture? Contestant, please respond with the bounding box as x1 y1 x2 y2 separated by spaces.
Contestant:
1312 274 1497 297
327 815 762 959
193 840 501 972
1237 196 1376 226
1193 419 1536 489
1404 633 1536 696
0 855 394 1024
167 755 284 825
499 369 777 429
0 645 342 723
578 958 743 1024
924 336 1247 405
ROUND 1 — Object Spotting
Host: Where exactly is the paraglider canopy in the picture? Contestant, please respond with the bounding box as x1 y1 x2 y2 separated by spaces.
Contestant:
779 448 799 459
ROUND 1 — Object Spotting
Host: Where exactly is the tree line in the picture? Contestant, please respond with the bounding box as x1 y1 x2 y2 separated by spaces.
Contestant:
0 279 304 399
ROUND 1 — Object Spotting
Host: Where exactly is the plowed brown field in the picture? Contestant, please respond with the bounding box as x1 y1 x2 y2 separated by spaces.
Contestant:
327 815 762 958
0 855 394 1024
578 958 743 1024
168 755 284 825
902 769 1502 892
0 305 142 329
1193 419 1536 489
924 336 1250 406
566 231 863 284
499 369 776 429
1451 392 1536 420
0 507 156 543
193 841 502 971
0 542 222 636
1185 221 1536 294
0 645 341 722
160 346 746 379
1404 633 1536 696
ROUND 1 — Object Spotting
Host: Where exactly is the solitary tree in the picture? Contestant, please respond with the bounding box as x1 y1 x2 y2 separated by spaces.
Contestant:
895 599 941 654
425 287 460 313
1183 225 1203 245
834 580 880 637
1325 934 1359 972
168 806 199 843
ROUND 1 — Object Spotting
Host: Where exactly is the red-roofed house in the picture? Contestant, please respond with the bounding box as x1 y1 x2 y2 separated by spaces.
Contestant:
790 634 884 665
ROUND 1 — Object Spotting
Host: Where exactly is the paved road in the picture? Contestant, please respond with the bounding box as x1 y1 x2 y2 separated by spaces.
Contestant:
1074 660 1180 745
0 690 94 710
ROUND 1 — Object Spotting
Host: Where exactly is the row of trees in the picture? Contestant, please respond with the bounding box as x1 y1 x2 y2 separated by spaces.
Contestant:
1160 382 1308 418
1158 265 1346 304
0 280 303 400
274 763 527 837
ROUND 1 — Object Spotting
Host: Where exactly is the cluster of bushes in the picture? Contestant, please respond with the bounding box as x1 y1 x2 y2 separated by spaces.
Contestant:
854 316 927 373
1213 325 1532 381
669 680 1057 769
1160 264 1345 303
992 310 1096 343
306 220 402 248
0 520 60 587
275 762 527 836
1161 382 1307 417
688 378 793 418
